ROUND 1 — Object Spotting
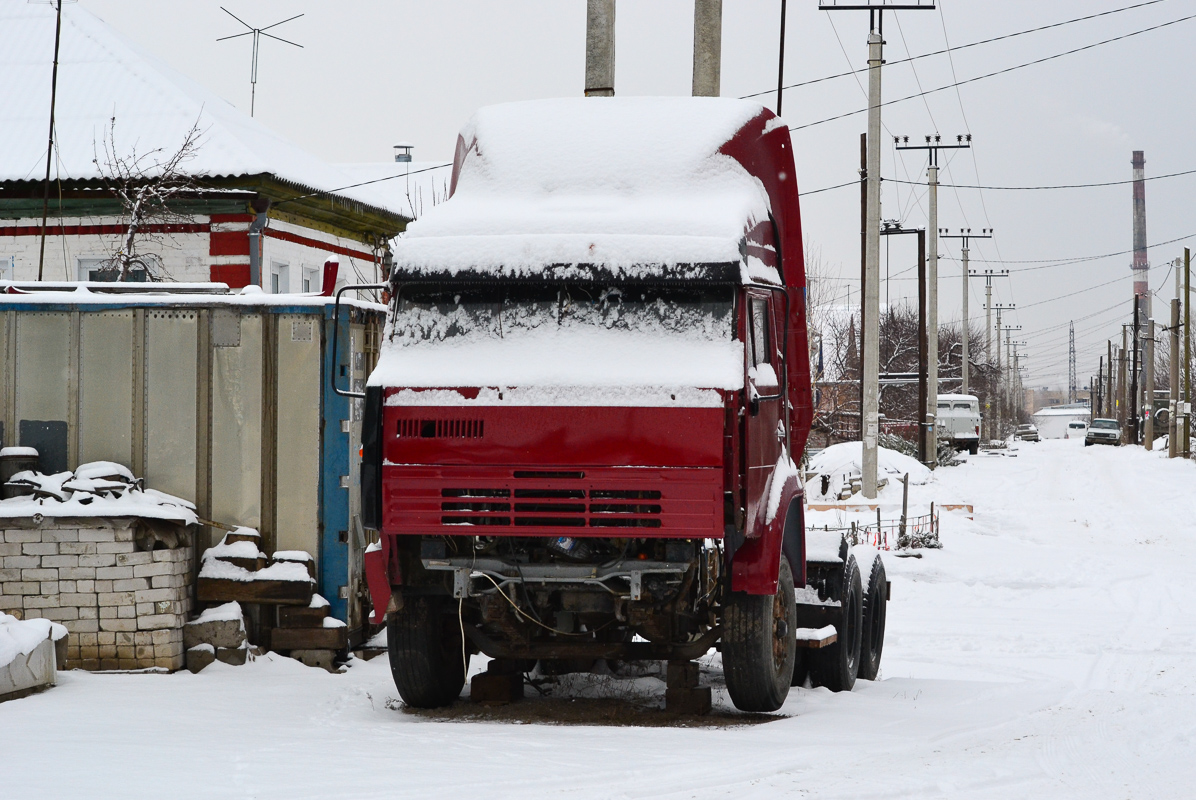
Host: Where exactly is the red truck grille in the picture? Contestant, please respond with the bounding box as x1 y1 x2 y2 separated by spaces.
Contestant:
383 467 722 539
441 487 663 528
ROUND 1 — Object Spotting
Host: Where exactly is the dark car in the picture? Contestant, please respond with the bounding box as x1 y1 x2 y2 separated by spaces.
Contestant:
1085 418 1121 446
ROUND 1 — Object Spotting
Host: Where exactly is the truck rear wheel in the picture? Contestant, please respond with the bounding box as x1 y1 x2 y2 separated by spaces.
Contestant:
387 595 469 708
857 555 886 681
808 553 862 692
722 558 797 713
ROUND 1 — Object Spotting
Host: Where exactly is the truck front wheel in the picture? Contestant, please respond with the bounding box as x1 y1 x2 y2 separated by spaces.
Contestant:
722 558 797 713
387 595 469 708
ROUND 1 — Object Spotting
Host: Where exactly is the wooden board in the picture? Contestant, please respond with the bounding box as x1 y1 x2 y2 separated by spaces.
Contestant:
278 604 329 628
197 577 312 606
270 626 347 651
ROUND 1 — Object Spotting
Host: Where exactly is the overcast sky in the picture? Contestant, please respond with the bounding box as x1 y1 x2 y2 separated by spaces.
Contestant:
82 0 1196 390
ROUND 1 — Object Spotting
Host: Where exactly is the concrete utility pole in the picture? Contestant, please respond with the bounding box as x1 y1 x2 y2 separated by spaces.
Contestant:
1068 321 1077 405
1170 297 1180 457
1097 357 1104 416
1185 247 1191 457
941 228 993 396
819 1 935 498
993 304 1014 437
1119 327 1129 438
585 0 616 97
1145 317 1155 449
1130 301 1140 445
692 0 722 97
896 135 971 469
1108 339 1115 424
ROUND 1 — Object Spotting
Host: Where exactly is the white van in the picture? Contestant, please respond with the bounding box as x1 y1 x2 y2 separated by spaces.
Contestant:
1065 420 1087 439
937 393 981 454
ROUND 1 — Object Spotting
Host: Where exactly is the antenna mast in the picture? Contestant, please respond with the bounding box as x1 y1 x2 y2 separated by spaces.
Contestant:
217 8 303 116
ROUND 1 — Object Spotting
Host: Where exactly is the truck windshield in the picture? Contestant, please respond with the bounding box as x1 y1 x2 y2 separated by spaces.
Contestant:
389 283 735 344
1091 419 1118 430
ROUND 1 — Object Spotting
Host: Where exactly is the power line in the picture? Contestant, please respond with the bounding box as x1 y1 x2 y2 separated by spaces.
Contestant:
787 11 1196 133
942 231 1196 269
886 166 1196 191
739 0 1171 100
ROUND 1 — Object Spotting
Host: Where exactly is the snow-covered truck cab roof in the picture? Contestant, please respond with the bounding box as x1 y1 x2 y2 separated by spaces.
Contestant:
373 97 812 448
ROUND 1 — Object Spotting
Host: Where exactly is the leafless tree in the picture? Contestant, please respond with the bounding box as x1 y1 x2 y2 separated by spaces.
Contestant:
91 115 204 281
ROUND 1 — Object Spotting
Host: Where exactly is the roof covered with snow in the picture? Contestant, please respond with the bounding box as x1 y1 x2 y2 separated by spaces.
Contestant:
392 97 774 281
0 1 403 220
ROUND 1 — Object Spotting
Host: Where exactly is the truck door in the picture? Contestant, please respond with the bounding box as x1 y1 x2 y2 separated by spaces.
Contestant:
745 292 783 534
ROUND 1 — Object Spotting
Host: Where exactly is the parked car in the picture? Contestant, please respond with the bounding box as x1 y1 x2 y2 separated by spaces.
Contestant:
1085 418 1121 446
1065 420 1087 439
1015 424 1040 442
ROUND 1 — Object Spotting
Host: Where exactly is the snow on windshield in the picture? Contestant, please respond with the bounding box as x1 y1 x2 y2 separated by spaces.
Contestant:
370 283 742 399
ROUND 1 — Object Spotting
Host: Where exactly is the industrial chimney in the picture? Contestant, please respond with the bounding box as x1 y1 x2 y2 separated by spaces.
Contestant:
692 0 722 97
585 0 615 97
1132 150 1150 317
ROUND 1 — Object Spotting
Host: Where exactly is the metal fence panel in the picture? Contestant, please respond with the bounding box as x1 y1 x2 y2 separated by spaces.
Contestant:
79 311 134 467
211 312 262 528
145 309 198 502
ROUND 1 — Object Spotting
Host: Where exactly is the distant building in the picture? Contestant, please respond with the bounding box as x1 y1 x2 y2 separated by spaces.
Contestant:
1024 386 1090 417
0 3 432 289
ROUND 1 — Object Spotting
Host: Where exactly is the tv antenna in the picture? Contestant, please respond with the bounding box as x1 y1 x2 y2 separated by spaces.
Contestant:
217 7 303 117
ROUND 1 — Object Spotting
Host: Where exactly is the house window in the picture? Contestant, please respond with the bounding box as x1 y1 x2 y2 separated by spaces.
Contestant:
301 265 320 293
77 257 147 282
270 261 290 294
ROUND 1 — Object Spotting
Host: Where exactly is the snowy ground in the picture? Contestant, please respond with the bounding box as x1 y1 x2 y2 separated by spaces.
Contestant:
4 439 1196 798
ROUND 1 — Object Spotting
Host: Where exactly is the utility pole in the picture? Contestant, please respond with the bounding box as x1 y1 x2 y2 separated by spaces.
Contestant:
821 2 936 495
880 223 927 461
1068 321 1077 405
1108 340 1115 425
1097 357 1104 416
1131 301 1140 445
999 324 1020 437
940 227 993 396
896 135 971 469
1119 326 1129 438
1185 247 1191 457
1170 297 1180 457
1145 317 1155 449
775 0 788 115
37 0 66 281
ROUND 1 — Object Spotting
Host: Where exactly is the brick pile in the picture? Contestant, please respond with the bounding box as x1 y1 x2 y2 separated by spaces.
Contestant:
0 521 192 671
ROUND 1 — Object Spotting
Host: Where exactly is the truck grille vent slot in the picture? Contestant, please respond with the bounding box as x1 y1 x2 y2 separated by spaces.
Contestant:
513 470 584 479
397 419 484 439
439 486 664 528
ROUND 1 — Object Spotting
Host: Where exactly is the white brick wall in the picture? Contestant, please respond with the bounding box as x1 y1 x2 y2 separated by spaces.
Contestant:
0 522 193 671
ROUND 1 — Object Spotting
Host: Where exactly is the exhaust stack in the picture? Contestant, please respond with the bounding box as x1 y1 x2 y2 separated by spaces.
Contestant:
585 0 616 97
692 0 722 97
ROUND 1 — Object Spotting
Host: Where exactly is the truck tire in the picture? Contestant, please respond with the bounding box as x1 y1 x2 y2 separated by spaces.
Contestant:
968 442 979 455
808 553 863 692
387 595 468 708
722 557 797 712
857 556 886 681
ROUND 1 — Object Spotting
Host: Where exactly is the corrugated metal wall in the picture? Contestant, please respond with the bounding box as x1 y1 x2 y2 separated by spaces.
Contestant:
0 298 382 636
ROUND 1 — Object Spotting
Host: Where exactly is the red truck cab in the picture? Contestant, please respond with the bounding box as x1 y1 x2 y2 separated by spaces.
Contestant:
360 98 879 712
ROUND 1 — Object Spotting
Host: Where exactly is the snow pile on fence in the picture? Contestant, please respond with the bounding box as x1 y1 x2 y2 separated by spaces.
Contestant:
1 461 198 526
394 97 773 277
808 442 932 500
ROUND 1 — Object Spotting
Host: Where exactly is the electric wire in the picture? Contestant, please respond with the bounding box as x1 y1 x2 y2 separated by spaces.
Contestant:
787 11 1196 133
740 0 1172 100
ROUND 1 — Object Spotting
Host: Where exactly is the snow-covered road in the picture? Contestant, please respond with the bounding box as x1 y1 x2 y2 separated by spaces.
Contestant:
4 440 1196 798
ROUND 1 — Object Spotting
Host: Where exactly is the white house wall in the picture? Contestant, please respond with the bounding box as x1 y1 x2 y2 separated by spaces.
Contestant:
1 214 385 290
